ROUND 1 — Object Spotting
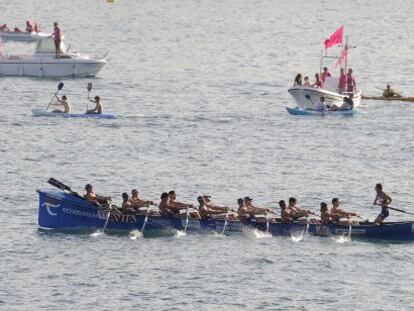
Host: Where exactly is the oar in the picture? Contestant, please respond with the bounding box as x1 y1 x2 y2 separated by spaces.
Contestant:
221 209 230 236
356 215 369 222
47 177 83 199
46 82 64 111
387 206 414 216
101 205 111 234
140 212 149 234
86 82 92 112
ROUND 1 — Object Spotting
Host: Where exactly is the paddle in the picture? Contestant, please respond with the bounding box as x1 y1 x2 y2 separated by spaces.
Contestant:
46 82 64 111
387 206 414 216
47 177 83 199
86 82 92 112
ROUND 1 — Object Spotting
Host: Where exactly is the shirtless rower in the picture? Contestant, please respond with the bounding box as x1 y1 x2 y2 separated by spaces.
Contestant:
121 192 134 214
86 96 103 114
373 183 392 225
286 197 311 220
50 95 71 113
198 196 225 219
129 189 155 209
279 200 293 222
320 202 333 224
237 198 252 220
169 190 194 209
84 184 111 206
202 195 237 220
244 197 272 217
330 198 357 221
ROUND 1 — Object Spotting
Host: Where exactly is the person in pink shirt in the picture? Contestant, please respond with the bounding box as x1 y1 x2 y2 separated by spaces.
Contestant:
338 68 347 94
50 22 62 59
321 66 331 83
346 68 356 93
312 73 323 88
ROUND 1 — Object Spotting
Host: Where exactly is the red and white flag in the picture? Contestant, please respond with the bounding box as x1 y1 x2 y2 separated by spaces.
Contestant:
324 26 343 49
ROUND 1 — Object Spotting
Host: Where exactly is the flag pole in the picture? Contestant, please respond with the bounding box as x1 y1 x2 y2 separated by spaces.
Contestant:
344 35 349 73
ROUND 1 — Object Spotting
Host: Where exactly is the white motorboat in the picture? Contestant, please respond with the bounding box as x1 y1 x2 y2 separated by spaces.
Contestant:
0 37 106 77
288 35 361 110
0 30 50 42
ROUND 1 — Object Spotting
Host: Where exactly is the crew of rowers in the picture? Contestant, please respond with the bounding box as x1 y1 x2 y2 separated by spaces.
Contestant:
0 21 40 33
294 67 357 94
82 183 392 225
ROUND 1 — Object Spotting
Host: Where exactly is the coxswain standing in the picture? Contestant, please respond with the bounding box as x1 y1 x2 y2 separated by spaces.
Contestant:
373 184 392 225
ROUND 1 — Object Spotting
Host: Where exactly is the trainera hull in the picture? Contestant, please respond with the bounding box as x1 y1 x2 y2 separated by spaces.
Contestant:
37 189 414 241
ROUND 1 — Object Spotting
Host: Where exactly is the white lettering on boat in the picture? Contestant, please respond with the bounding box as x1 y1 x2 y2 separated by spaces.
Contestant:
335 229 365 234
62 207 99 219
42 202 60 216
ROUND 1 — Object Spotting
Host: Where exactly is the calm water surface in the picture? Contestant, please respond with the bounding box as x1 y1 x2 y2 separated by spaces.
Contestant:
1 0 414 310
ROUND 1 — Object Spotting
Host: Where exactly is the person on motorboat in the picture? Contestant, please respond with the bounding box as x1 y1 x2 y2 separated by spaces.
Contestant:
294 73 303 86
50 95 71 113
338 68 347 94
320 202 333 224
330 198 357 221
50 22 62 59
84 184 111 206
321 66 331 83
382 84 401 98
13 27 22 32
25 21 33 33
312 73 323 88
129 189 155 212
286 197 311 220
346 68 356 93
314 96 327 112
86 96 103 114
279 200 293 222
373 183 392 225
303 76 311 87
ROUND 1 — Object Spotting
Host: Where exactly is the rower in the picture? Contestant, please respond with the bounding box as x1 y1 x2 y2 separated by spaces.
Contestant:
202 195 237 220
50 95 71 113
84 184 111 206
129 189 155 209
169 190 194 209
121 192 134 214
86 96 103 114
382 84 401 98
237 198 253 220
279 200 293 222
330 198 357 221
244 197 272 217
373 183 392 225
198 196 225 219
320 202 333 224
286 197 311 220
158 192 176 217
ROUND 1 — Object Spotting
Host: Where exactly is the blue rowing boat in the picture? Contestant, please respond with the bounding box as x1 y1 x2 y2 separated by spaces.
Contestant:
286 107 357 116
31 108 117 119
37 188 414 241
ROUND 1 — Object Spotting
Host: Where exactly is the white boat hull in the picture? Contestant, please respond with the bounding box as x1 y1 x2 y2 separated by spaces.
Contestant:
0 58 106 77
288 86 361 110
0 31 49 42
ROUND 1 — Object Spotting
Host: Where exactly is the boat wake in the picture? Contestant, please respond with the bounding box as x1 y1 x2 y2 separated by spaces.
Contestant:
90 229 104 237
332 235 351 244
174 230 187 238
129 229 143 240
290 230 310 242
252 229 272 239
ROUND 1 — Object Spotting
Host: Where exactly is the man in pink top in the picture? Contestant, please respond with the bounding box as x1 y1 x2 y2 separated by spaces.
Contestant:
338 68 346 93
50 22 62 59
346 68 356 93
321 67 331 83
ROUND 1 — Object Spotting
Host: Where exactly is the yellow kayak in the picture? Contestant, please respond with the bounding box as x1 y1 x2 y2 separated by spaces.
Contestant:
362 95 414 102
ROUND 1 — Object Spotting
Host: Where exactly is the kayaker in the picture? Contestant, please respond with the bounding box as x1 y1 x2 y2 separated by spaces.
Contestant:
86 96 103 114
373 183 392 225
346 68 356 93
320 202 333 224
312 73 323 88
50 95 71 113
25 21 33 33
314 96 327 112
303 76 311 87
279 200 293 222
321 66 331 83
84 184 111 206
129 189 155 209
50 22 62 59
294 73 303 86
383 85 401 98
338 68 347 94
330 198 357 221
286 197 311 220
